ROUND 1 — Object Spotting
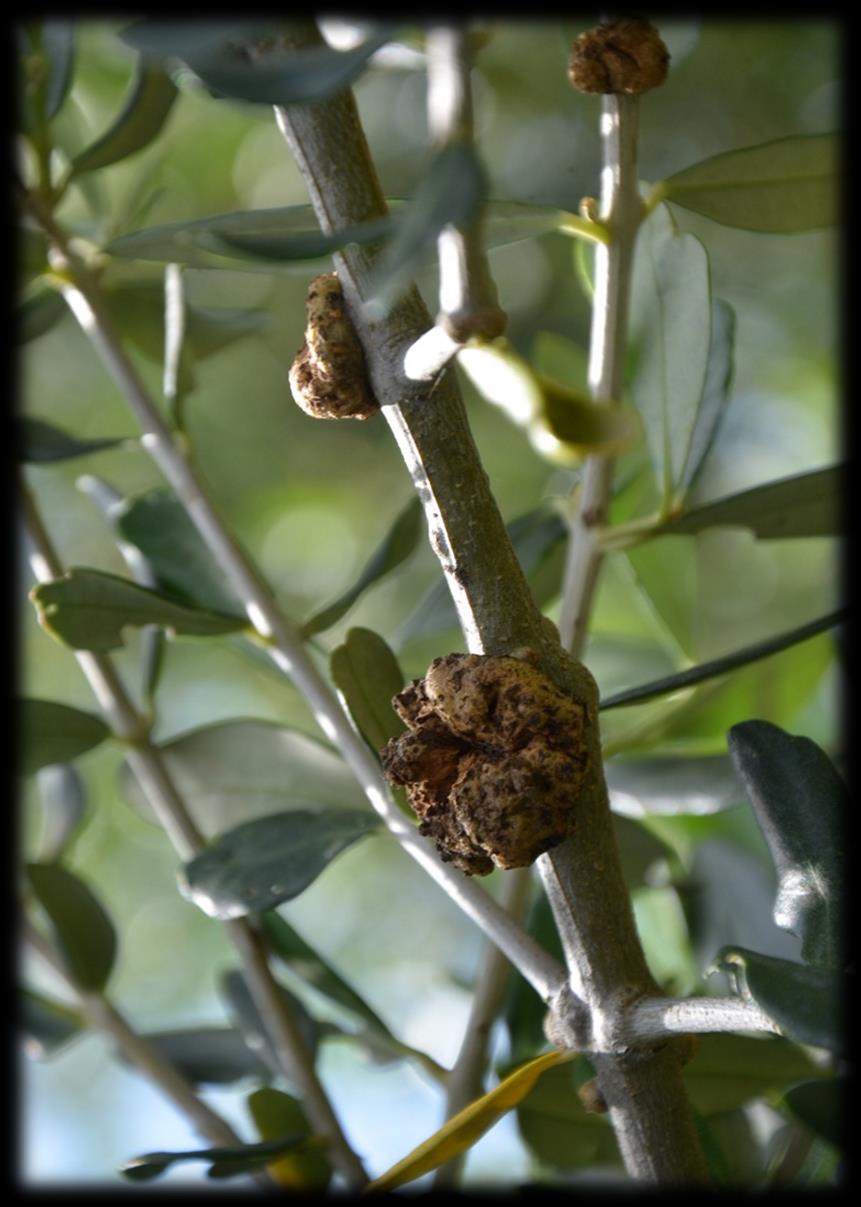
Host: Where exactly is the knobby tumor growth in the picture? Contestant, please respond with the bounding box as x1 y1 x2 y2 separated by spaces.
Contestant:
381 653 589 875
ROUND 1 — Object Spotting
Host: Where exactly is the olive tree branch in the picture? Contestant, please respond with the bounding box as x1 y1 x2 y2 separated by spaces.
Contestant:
273 20 709 1183
20 477 368 1190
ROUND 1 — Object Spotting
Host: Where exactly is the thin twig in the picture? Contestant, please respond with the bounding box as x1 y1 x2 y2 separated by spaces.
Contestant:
22 918 265 1179
557 94 643 658
623 996 783 1042
20 477 368 1189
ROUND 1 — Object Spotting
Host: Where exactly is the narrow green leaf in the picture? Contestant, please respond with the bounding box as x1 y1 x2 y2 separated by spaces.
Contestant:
606 752 744 815
247 1086 332 1190
120 1136 305 1182
205 215 394 263
302 499 422 639
69 61 178 178
106 197 565 272
716 947 844 1054
366 142 487 318
26 863 117 992
504 895 565 1066
179 809 380 919
122 1027 269 1085
661 464 844 539
330 628 406 757
20 698 110 777
36 764 88 862
682 1033 825 1115
115 490 243 617
174 26 395 106
661 133 838 233
16 417 129 463
628 203 711 502
368 1049 575 1191
220 969 318 1079
259 911 390 1036
17 287 65 344
21 987 83 1058
119 718 367 834
30 568 247 652
42 22 76 119
119 20 269 60
678 298 736 494
600 608 847 711
727 721 847 966
784 1079 844 1148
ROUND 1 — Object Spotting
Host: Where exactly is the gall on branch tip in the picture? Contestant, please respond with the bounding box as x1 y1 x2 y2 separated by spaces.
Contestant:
568 18 669 96
381 653 589 875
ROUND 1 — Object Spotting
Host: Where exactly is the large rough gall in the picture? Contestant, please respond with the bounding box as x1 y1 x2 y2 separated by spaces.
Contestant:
289 274 379 420
568 19 669 96
381 654 589 875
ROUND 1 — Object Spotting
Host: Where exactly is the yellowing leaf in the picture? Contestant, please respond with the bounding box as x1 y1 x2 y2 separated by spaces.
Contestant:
365 1048 575 1193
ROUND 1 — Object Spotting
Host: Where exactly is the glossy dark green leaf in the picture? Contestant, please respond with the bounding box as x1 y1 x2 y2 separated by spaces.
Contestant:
365 142 487 318
177 27 394 106
17 417 129 463
259 911 389 1035
69 61 178 178
606 752 744 815
678 299 736 494
36 764 88 862
17 287 66 344
302 499 422 638
26 862 117 992
600 607 847 711
30 568 247 652
120 1136 305 1182
115 490 243 617
628 203 711 502
21 987 84 1058
727 721 846 966
179 809 380 919
119 719 366 835
660 133 838 233
784 1079 843 1149
122 1027 269 1085
247 1086 332 1190
662 464 844 539
330 628 406 757
20 699 111 777
220 968 319 1081
716 947 844 1055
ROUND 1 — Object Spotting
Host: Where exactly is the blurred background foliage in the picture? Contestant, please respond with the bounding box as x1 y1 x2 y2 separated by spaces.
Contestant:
19 18 841 1186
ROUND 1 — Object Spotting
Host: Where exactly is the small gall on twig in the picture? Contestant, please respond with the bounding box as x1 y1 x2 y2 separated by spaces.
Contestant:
381 653 589 875
289 274 380 420
568 18 669 96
